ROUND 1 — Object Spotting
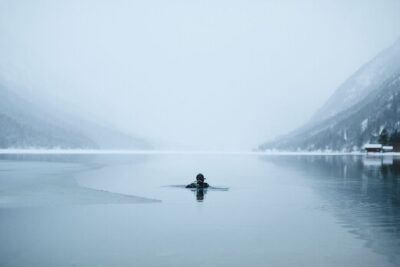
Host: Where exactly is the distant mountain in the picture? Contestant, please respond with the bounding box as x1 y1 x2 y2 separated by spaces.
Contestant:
0 86 151 149
259 38 400 152
313 38 400 123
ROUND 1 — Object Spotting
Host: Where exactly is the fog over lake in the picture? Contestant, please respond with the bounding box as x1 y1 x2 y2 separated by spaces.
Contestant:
1 0 399 150
1 1 400 266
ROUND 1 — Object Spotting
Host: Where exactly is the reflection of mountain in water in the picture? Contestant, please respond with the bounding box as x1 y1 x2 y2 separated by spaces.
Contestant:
262 155 400 266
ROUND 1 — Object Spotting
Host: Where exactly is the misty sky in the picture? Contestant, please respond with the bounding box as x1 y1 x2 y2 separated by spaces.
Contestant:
0 0 399 150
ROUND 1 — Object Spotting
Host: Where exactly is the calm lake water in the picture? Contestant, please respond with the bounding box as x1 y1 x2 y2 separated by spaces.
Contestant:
0 154 400 267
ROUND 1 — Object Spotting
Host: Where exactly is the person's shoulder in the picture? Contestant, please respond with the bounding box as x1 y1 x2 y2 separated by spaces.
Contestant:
186 183 197 188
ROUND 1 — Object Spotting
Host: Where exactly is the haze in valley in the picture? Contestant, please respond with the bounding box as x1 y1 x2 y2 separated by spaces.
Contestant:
0 0 399 150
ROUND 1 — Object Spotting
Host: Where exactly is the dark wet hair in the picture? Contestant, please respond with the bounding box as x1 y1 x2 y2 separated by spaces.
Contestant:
196 173 205 182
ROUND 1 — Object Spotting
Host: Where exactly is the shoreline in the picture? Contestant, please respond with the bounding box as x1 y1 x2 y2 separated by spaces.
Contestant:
0 149 399 156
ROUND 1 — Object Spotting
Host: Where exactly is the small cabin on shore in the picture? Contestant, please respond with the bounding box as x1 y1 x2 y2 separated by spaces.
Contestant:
363 144 393 153
364 144 382 152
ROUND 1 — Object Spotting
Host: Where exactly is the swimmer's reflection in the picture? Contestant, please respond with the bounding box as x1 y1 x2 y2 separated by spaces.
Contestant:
195 188 207 202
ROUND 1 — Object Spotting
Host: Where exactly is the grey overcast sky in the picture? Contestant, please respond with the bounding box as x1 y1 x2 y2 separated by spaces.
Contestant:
0 0 399 150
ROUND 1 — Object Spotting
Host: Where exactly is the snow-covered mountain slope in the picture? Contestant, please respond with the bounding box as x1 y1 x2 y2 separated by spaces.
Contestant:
0 86 151 149
259 39 400 152
260 72 400 151
312 38 400 123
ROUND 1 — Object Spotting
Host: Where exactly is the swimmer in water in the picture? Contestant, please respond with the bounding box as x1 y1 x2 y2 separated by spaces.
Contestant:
186 173 209 188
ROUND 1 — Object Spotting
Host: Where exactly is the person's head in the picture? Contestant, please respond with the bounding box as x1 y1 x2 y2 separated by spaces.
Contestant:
196 173 205 183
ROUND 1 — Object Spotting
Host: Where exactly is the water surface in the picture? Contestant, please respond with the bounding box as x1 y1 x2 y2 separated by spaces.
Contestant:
0 154 399 266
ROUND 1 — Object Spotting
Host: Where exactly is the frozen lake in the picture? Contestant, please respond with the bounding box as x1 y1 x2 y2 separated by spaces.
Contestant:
0 153 399 267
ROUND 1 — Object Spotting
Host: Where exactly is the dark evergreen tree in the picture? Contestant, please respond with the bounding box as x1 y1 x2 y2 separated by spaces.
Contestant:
379 128 390 145
389 130 400 151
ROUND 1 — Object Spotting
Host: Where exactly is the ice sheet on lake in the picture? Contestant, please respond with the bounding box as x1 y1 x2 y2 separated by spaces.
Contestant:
0 161 159 208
